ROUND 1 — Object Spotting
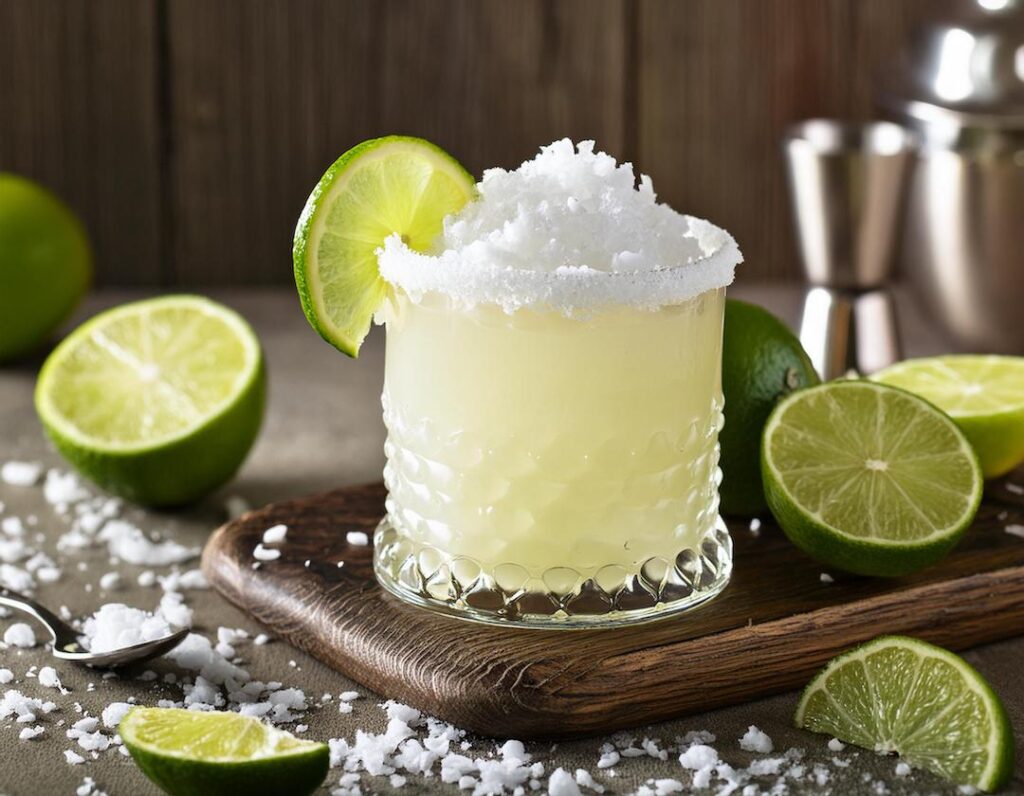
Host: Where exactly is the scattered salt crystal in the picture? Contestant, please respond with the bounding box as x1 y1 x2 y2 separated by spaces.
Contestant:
828 738 846 752
4 622 36 648
2 461 43 486
45 470 91 505
101 702 133 728
1006 483 1023 495
159 591 194 627
65 749 86 765
158 568 208 592
340 691 360 702
1 562 35 592
253 633 271 645
895 761 911 777
253 543 281 562
574 768 604 793
99 519 199 565
99 572 121 591
820 572 834 584
36 566 62 583
548 768 581 796
346 531 369 547
2 516 25 536
38 666 62 689
1005 524 1024 539
137 570 157 587
597 748 619 769
0 668 12 683
76 777 108 796
339 702 353 714
679 743 718 769
748 518 761 535
262 524 288 545
19 724 44 740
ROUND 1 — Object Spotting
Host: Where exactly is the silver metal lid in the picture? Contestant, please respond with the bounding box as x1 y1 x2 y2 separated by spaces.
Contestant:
884 0 1024 128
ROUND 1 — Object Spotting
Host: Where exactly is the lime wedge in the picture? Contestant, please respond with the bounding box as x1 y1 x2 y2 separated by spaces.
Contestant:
35 295 264 506
873 355 1024 479
761 381 982 576
796 636 1014 792
120 707 329 796
293 136 475 357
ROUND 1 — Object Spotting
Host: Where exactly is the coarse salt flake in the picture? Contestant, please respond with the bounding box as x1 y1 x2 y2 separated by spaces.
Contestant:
1 461 43 486
3 622 36 648
253 543 281 562
262 524 288 545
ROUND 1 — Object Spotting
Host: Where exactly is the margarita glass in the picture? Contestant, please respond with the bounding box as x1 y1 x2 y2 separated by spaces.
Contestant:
373 141 741 626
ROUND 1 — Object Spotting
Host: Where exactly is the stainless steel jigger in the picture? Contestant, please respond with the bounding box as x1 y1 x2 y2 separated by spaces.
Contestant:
783 119 915 380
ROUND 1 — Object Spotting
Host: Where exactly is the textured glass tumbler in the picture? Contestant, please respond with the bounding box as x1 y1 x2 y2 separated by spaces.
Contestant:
374 287 732 627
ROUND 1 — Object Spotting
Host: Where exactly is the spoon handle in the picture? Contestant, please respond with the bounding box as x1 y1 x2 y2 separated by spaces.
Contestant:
0 586 75 646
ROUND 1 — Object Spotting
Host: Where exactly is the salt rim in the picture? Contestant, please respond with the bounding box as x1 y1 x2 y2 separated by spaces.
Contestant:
377 139 742 315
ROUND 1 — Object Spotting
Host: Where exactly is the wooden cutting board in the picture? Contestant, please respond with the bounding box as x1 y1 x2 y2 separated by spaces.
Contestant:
201 472 1024 740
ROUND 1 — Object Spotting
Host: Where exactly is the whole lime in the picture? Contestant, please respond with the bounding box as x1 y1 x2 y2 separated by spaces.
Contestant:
719 299 819 517
0 174 92 362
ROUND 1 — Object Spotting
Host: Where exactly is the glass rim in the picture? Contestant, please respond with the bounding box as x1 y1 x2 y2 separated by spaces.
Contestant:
378 215 742 315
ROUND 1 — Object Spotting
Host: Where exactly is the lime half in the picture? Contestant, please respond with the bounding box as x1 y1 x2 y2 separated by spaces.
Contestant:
121 707 329 796
761 380 982 576
796 636 1014 792
35 295 264 506
873 355 1024 479
293 136 475 357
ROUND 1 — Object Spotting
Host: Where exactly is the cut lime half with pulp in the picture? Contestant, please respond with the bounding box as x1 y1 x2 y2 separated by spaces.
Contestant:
873 355 1024 479
293 136 476 357
120 707 329 796
796 636 1014 792
761 380 983 576
35 295 265 506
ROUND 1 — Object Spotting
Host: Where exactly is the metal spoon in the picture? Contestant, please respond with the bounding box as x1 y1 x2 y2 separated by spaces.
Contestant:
0 586 188 668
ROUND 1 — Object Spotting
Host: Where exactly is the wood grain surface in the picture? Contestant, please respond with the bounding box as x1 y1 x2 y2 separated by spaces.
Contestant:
1 0 945 286
0 0 164 284
202 471 1024 740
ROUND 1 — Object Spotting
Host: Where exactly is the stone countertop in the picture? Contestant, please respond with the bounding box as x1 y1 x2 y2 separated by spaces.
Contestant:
0 285 1021 796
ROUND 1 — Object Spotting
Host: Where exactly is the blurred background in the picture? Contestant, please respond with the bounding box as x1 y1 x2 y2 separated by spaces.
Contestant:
0 0 937 288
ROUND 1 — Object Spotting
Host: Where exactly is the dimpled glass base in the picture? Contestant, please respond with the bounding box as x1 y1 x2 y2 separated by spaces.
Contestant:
373 517 732 628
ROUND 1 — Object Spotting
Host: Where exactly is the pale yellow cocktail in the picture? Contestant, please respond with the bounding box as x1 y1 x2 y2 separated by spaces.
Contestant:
373 140 741 625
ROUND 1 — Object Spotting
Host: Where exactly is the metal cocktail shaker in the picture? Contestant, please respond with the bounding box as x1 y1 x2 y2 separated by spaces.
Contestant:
882 0 1024 353
783 120 916 379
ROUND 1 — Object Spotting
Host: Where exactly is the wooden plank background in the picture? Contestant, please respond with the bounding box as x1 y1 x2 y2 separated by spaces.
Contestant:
0 0 939 286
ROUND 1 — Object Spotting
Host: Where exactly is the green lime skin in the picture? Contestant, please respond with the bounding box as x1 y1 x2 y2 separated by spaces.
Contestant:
719 299 819 517
35 297 265 507
125 736 329 796
0 173 91 362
